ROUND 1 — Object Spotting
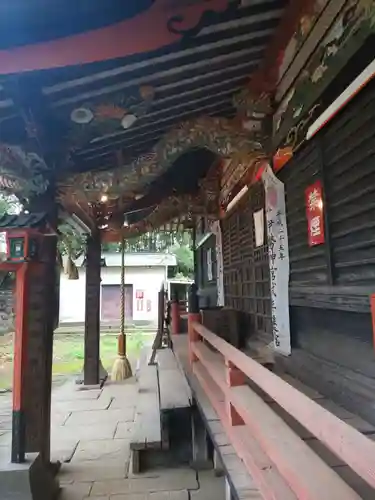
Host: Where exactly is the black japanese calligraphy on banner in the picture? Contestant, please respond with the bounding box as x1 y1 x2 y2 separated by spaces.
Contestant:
262 164 291 356
210 220 225 306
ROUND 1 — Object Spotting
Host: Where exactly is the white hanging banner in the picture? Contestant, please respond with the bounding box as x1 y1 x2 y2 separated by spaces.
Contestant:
207 248 213 282
253 209 264 247
262 164 291 356
211 220 225 307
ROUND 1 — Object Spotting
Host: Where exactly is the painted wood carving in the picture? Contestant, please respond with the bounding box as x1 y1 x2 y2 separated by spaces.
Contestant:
66 86 156 147
274 0 375 149
277 0 328 84
0 0 236 74
102 191 218 241
59 116 265 203
232 88 272 142
0 144 49 199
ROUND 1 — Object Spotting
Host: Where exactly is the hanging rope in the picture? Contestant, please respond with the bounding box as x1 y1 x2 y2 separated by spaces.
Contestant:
119 235 126 355
111 233 132 380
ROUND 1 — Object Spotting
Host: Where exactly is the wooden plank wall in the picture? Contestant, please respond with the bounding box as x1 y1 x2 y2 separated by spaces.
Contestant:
278 76 375 315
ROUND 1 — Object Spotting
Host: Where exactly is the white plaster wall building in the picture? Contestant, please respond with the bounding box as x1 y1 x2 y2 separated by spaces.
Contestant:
59 252 176 325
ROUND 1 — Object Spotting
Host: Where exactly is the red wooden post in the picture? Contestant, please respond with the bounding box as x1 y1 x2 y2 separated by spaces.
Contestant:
225 359 245 426
171 299 180 335
11 263 29 463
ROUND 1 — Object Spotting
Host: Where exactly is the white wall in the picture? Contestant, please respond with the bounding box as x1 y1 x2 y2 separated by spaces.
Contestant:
59 265 166 324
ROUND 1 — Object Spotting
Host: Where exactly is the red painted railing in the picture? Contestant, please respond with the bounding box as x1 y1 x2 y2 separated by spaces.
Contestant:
188 317 375 500
179 300 188 314
170 299 188 335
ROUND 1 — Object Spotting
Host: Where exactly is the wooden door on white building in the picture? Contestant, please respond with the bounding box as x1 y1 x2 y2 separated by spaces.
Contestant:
101 284 133 321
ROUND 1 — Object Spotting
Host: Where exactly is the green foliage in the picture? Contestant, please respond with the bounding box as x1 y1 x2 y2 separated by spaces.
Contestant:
101 230 194 278
171 243 194 277
0 194 194 278
0 194 21 216
57 226 193 278
101 241 120 252
58 223 86 259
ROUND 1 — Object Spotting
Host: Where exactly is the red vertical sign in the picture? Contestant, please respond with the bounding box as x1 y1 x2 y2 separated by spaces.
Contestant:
305 180 325 247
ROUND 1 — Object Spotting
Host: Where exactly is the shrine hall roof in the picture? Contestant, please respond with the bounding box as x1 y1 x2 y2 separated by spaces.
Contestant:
0 213 47 229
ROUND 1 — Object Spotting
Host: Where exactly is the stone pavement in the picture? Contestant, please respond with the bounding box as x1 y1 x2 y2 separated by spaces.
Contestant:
0 378 225 500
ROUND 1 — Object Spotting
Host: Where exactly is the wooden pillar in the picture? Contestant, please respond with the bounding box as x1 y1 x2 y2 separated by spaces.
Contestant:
192 224 198 287
84 231 101 385
22 203 59 464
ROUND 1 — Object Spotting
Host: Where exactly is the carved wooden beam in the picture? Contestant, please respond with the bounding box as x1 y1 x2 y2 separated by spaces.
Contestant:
4 76 69 170
249 0 317 95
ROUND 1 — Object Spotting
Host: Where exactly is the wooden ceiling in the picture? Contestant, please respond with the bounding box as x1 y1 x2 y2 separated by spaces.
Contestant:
0 0 286 176
0 0 292 236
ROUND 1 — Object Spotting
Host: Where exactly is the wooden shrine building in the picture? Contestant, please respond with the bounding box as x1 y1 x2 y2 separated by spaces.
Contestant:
1 0 375 498
193 0 375 427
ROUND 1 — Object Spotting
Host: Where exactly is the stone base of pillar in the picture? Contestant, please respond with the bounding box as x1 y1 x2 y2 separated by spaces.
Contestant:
75 359 108 387
190 407 212 470
213 448 225 477
225 476 233 500
0 453 59 500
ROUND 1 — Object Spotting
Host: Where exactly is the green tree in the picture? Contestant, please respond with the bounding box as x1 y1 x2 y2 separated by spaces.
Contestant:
170 243 194 277
57 223 86 260
0 194 21 216
57 226 194 278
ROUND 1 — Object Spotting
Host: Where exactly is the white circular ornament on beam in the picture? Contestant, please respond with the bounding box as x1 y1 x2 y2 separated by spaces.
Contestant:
121 114 137 129
70 107 94 124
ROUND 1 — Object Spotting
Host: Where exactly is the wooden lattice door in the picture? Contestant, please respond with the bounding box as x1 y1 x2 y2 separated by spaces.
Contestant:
222 182 272 342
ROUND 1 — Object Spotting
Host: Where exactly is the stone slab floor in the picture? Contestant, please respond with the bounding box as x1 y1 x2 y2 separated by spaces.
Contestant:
0 379 225 500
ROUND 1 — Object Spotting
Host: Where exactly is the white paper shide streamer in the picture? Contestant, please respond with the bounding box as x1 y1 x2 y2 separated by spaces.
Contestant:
211 221 225 307
262 165 291 356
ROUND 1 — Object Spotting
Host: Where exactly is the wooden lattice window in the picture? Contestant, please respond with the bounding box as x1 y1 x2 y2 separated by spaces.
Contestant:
222 182 272 342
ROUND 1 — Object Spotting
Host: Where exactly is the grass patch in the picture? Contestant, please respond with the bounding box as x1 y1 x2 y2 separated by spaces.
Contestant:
0 331 146 391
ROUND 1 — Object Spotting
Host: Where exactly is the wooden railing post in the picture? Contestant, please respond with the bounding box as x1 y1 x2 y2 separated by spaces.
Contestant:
188 316 200 366
171 297 180 335
188 283 201 365
225 359 244 426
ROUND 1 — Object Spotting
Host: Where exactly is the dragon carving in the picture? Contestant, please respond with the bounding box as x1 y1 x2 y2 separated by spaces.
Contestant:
59 116 266 203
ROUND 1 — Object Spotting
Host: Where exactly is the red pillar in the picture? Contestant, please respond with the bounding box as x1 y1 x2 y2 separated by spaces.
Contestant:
11 263 29 463
171 299 180 335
